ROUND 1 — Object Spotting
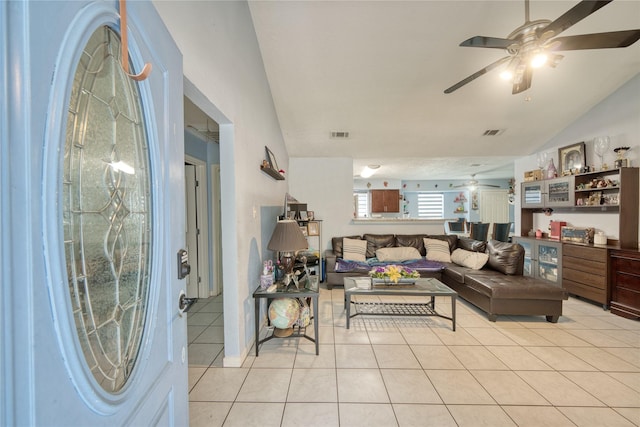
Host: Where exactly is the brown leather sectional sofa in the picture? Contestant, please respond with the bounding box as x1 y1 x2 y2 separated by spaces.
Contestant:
325 233 568 322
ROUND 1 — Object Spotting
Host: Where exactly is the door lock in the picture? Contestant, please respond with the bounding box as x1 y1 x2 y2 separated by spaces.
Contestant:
179 290 197 315
177 249 191 279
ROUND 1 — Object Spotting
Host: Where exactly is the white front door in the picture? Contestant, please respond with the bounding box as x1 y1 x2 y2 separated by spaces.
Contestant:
1 1 188 425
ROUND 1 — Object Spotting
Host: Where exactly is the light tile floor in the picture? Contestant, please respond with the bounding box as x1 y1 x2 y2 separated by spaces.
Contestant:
188 288 640 427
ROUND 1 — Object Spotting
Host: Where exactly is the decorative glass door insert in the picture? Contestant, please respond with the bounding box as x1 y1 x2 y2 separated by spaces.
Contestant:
63 26 152 393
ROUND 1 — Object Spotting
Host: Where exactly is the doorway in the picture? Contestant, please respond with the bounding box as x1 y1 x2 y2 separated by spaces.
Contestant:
183 96 223 299
183 95 225 372
184 157 209 298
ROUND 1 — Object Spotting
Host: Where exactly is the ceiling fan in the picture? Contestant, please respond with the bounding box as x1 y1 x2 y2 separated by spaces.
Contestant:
444 0 640 95
454 174 500 189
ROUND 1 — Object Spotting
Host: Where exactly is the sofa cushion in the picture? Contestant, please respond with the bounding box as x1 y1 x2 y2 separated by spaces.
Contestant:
424 238 452 262
376 247 422 262
441 263 468 284
343 237 367 261
465 274 568 300
486 240 524 275
457 237 487 253
364 234 396 258
395 234 428 255
451 248 489 270
425 234 458 253
332 235 361 258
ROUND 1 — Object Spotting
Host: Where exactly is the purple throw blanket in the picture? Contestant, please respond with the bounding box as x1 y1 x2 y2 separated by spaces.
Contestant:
335 257 445 273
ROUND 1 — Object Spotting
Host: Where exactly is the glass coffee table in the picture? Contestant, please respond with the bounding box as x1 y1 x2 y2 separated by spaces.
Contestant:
344 277 457 331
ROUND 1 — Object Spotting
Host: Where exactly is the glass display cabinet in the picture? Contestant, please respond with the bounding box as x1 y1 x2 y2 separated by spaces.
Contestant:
521 176 574 209
512 237 562 285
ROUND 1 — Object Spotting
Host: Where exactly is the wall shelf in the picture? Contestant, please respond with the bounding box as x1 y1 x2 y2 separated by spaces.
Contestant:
260 165 285 180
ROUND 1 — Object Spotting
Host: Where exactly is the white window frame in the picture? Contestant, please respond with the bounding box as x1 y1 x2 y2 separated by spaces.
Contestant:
354 191 369 218
417 192 444 219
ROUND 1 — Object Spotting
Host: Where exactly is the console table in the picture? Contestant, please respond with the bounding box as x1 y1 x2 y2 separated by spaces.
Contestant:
253 277 319 356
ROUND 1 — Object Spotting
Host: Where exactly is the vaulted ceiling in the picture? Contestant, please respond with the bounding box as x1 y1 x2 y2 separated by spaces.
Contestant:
186 1 640 180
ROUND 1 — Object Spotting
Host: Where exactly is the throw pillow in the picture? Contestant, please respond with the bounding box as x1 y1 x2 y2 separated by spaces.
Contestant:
342 237 367 262
332 235 361 258
423 238 451 263
451 248 489 270
376 247 422 262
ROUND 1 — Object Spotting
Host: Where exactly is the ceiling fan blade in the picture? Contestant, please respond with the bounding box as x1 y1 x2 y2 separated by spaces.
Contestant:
444 56 511 94
478 183 501 188
460 36 515 49
537 0 612 40
512 64 532 94
550 30 640 51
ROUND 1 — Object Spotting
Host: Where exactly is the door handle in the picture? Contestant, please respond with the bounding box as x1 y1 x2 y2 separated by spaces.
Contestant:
178 290 197 315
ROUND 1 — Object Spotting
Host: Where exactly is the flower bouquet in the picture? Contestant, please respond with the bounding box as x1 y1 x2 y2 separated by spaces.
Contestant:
369 265 420 286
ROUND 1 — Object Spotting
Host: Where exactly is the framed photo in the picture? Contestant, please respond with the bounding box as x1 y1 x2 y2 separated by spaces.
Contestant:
265 146 279 171
287 210 296 220
561 226 594 244
307 210 315 220
307 221 319 236
558 142 586 175
299 226 308 236
471 191 478 210
299 210 308 221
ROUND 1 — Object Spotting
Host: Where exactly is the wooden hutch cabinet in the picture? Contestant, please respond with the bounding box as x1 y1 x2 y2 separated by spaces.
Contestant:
609 249 640 319
520 168 638 248
519 167 639 310
371 189 400 213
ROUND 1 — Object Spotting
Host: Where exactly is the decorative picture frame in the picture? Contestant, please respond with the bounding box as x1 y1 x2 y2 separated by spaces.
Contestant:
287 211 296 220
265 146 279 171
307 210 315 220
561 226 594 244
299 210 308 221
471 191 479 210
299 226 308 237
558 142 586 175
307 221 319 236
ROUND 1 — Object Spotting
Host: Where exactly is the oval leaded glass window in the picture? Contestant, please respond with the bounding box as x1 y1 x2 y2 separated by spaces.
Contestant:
63 26 152 393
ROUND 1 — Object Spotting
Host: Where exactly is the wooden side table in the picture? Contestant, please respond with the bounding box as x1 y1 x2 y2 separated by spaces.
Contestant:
253 276 319 356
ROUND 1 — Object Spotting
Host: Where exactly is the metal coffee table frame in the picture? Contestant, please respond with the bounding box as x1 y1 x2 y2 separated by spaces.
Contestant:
344 277 457 331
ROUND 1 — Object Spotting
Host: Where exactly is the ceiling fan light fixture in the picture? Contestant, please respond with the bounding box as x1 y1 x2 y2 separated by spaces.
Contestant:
549 54 564 68
445 0 639 94
530 52 548 68
360 164 380 178
499 69 513 80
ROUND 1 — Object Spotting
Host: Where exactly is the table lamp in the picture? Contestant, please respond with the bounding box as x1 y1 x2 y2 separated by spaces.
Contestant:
267 219 309 287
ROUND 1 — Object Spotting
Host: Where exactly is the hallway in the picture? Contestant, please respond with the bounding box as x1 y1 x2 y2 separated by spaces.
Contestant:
188 295 225 368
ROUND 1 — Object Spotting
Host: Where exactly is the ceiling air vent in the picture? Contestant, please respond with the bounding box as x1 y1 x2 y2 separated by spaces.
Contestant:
330 131 350 139
482 129 505 136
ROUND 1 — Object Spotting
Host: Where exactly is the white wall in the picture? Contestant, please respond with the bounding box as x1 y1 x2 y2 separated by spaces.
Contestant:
515 74 640 244
154 0 288 365
289 158 355 252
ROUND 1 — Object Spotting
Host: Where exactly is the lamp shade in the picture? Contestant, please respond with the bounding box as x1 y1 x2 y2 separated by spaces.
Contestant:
267 220 308 252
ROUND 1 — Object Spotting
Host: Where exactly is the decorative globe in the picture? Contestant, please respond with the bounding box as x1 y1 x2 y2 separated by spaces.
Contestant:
268 298 299 329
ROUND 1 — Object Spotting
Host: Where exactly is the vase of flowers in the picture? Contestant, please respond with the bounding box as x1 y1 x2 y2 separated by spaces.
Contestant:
369 265 420 285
